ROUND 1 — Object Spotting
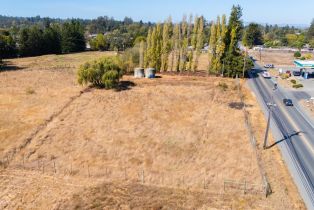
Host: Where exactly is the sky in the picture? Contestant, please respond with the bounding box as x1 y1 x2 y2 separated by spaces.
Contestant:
1 0 314 26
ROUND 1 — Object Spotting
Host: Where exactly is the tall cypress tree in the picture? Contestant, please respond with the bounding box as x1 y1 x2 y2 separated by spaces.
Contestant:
209 22 217 72
139 40 145 68
144 28 152 68
180 15 188 71
193 16 204 71
191 16 199 50
161 17 172 71
173 24 181 72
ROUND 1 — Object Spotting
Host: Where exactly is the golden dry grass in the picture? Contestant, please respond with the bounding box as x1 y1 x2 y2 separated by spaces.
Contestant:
249 50 296 67
0 52 305 209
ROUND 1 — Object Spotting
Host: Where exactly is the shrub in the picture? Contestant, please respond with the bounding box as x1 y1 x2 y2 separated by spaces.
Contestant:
294 51 301 58
77 56 123 89
300 56 306 60
293 84 303 89
290 79 297 84
304 54 312 60
281 73 289 79
218 82 228 91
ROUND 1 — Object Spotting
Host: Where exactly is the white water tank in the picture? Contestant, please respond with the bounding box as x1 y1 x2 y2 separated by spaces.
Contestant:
134 68 145 78
145 68 156 78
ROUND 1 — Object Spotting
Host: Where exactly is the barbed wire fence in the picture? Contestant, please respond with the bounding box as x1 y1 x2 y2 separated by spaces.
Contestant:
235 76 272 197
0 156 267 197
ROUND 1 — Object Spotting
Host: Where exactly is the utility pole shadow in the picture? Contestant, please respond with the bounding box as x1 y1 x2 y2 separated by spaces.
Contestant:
267 131 304 149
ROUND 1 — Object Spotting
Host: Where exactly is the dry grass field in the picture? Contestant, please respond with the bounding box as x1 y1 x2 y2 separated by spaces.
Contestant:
249 50 296 67
0 52 305 209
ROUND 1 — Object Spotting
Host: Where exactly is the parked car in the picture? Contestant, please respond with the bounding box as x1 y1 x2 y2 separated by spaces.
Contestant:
293 71 301 76
262 71 271 79
283 99 293 106
264 64 274 68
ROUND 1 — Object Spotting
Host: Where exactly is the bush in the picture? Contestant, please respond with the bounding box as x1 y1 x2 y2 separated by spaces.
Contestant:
294 51 301 58
300 56 306 60
218 82 228 91
281 73 289 79
290 79 297 84
77 56 123 89
293 84 303 89
304 54 312 60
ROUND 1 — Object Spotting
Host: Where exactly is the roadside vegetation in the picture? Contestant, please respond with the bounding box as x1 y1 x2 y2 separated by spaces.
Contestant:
243 19 314 49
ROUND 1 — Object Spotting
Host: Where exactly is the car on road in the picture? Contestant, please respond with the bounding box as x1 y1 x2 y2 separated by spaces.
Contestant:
264 64 274 68
293 71 301 76
262 71 271 78
283 99 293 106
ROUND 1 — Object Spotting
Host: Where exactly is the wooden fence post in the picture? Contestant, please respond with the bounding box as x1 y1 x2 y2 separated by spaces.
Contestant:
141 170 145 184
53 161 56 174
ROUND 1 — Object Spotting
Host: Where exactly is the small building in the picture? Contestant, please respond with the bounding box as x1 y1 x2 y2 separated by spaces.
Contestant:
294 60 314 79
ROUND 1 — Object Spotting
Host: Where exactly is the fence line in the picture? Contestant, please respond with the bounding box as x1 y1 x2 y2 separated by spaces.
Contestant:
0 158 266 196
235 76 272 197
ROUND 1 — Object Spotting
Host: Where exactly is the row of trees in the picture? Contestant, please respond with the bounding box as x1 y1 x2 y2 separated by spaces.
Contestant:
0 20 86 58
139 5 252 77
143 15 206 72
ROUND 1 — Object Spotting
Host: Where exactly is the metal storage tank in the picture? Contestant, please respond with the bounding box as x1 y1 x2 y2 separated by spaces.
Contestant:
145 68 156 78
134 68 145 78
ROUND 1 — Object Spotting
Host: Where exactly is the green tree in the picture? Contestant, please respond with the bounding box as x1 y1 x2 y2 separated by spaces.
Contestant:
161 17 172 71
43 24 61 54
226 5 243 55
180 15 188 71
191 16 199 49
193 16 204 71
173 24 181 71
18 26 45 56
209 22 217 73
0 32 17 58
243 23 263 48
61 20 85 53
90 33 106 51
307 19 314 40
139 40 145 68
144 28 152 68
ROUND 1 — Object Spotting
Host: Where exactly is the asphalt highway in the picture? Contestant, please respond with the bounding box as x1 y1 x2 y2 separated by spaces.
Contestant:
249 64 314 209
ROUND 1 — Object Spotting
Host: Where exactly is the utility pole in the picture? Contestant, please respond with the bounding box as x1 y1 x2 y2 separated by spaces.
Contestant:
243 55 246 78
222 60 225 77
263 84 277 149
259 48 262 62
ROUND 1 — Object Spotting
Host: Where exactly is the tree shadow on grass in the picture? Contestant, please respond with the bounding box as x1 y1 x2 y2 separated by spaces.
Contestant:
0 61 25 72
228 102 254 110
